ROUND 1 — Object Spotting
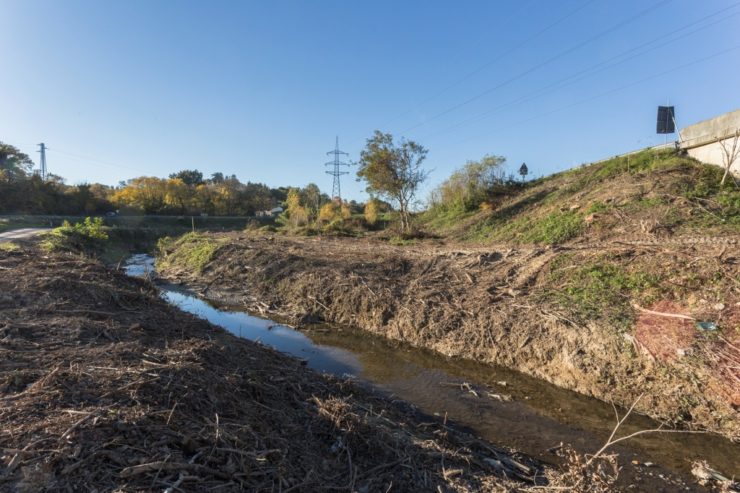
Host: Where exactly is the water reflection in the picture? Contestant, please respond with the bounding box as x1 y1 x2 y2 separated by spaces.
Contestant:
162 290 361 377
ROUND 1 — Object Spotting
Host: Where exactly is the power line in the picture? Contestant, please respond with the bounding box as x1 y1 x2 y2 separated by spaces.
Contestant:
50 148 151 175
417 3 740 141
449 43 740 148
396 0 675 136
325 136 351 200
376 0 591 129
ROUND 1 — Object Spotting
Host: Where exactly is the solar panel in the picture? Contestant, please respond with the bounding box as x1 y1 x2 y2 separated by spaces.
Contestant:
657 106 675 134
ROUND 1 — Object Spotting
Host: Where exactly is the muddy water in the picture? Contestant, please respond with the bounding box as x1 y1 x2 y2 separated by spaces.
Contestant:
124 254 739 485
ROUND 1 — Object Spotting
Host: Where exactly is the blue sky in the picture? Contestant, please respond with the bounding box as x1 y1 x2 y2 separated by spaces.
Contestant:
2 0 739 201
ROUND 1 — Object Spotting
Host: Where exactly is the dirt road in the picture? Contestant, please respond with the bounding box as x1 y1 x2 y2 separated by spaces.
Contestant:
0 227 48 242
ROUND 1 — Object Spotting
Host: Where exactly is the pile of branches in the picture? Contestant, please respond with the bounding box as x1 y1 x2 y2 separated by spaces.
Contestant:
0 248 546 492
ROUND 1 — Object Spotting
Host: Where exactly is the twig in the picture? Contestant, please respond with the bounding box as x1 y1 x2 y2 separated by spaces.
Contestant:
631 303 695 320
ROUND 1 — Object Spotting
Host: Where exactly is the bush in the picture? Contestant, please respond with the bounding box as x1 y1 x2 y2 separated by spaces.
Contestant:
429 155 507 211
318 202 340 224
364 199 380 226
41 217 109 255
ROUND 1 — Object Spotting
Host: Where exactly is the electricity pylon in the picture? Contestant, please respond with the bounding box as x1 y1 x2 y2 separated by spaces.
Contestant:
325 136 350 200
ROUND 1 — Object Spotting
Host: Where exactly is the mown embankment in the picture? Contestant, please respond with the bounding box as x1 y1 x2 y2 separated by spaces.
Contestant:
157 152 740 439
0 246 554 492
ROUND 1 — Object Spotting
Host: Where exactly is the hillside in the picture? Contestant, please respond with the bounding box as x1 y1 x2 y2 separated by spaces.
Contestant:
423 149 739 244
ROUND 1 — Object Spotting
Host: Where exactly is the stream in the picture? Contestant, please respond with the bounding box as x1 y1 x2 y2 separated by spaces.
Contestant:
124 254 739 487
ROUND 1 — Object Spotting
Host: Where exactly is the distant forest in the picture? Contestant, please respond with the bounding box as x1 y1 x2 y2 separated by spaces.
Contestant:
0 141 363 216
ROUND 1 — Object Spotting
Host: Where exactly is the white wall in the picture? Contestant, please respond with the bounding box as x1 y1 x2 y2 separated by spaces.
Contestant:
679 109 740 176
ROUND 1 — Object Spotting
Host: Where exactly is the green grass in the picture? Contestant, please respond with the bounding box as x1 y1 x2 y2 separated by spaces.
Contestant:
546 254 662 331
157 232 226 272
0 242 19 252
420 205 478 232
388 235 417 246
467 210 584 245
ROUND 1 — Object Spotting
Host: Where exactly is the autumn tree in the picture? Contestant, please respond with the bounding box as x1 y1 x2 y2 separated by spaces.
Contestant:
112 177 167 214
318 202 339 224
284 188 308 227
357 131 428 232
364 198 380 226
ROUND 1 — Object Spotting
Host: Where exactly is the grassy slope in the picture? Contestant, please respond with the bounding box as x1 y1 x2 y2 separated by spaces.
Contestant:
422 149 740 244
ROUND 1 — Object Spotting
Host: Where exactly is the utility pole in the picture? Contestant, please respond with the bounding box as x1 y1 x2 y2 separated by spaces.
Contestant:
325 136 350 200
37 143 47 180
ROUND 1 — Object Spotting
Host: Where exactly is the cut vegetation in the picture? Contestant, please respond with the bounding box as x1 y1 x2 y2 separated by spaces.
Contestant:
1 246 560 492
157 150 740 440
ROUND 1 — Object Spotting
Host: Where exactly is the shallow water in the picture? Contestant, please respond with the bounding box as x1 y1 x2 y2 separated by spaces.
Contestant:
124 254 739 483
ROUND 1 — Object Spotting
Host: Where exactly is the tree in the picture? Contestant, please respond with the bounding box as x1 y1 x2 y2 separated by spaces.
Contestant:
169 169 204 186
301 183 322 217
209 172 225 184
429 154 506 211
0 142 34 180
357 131 428 232
284 188 308 227
364 198 380 226
519 162 529 182
719 130 739 186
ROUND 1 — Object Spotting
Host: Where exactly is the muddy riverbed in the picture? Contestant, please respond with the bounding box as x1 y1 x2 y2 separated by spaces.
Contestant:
126 254 740 489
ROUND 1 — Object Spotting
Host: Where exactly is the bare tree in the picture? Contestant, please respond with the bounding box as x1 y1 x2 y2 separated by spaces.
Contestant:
719 129 740 186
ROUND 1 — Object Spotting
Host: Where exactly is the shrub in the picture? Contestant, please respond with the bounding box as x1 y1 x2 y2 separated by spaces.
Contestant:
318 202 340 224
430 154 507 211
364 199 380 226
41 217 109 255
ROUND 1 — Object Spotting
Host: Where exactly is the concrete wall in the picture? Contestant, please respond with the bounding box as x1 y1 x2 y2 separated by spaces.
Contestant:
679 109 740 176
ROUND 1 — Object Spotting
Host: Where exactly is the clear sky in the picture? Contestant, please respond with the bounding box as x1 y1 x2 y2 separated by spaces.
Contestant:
2 0 739 201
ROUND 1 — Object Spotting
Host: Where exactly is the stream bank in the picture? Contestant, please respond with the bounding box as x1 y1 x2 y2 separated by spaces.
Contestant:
156 233 740 442
0 246 551 492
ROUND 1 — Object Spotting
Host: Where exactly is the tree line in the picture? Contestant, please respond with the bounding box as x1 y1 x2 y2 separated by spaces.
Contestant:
3 131 524 232
0 142 329 216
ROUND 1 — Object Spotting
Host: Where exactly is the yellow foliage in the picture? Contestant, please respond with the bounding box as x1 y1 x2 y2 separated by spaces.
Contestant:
364 199 380 225
340 202 351 220
318 202 339 223
286 189 302 212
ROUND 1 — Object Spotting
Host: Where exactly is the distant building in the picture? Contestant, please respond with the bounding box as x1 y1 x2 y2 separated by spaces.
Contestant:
256 206 284 218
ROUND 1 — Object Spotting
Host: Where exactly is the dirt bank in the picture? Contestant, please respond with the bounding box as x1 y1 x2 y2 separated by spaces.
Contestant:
157 233 740 440
1 247 556 492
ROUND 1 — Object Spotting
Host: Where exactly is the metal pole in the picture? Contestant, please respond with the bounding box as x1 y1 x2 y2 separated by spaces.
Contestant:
37 143 47 180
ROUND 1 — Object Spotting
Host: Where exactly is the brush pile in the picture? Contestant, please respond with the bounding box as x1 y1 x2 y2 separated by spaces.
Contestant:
0 247 544 492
